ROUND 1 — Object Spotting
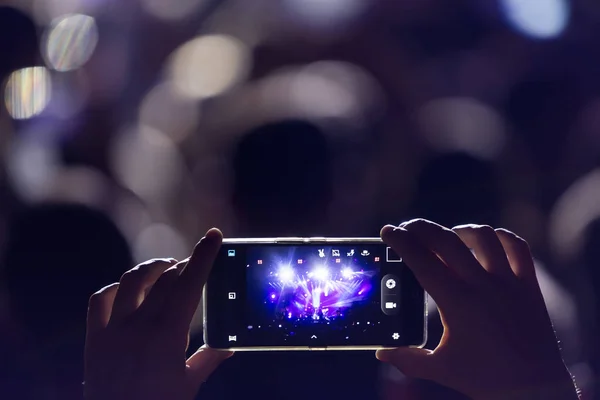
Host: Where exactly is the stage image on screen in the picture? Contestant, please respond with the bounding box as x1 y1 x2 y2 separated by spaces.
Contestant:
245 245 388 343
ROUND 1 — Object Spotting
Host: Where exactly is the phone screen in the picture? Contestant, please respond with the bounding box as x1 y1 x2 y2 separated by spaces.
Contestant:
204 240 426 350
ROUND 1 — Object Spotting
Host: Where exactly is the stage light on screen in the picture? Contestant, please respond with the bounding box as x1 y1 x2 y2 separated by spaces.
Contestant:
278 266 294 284
249 246 379 338
312 267 330 281
500 0 570 39
43 14 98 72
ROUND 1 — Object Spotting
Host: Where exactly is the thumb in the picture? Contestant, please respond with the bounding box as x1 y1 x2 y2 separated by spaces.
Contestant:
186 346 233 394
376 347 437 380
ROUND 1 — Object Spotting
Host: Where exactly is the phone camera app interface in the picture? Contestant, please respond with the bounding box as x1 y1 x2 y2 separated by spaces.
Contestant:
242 245 405 347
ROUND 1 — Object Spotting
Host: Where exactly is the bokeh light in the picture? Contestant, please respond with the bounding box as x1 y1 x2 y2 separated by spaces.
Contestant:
134 223 189 263
168 34 251 100
32 0 88 24
500 0 570 39
5 133 60 201
417 97 506 160
257 61 383 126
282 0 368 31
138 82 201 143
46 166 110 207
549 169 600 262
4 67 52 120
44 71 90 119
140 0 209 22
43 14 99 72
110 125 186 204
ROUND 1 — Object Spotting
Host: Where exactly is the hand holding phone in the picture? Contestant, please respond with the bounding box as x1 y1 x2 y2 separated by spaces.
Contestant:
377 220 579 400
203 238 426 350
84 230 232 400
84 221 579 400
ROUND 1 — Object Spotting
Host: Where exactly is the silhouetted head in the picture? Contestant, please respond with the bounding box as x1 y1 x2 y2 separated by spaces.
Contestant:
412 152 501 227
231 120 333 236
2 203 132 362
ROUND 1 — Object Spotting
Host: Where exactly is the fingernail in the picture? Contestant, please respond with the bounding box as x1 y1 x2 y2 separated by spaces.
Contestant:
380 225 396 238
198 228 222 245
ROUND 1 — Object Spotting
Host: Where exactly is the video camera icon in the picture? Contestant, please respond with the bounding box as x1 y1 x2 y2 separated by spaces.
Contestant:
385 302 397 309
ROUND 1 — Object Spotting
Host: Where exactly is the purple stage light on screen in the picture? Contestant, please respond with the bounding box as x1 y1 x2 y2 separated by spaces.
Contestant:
278 265 295 283
260 253 376 323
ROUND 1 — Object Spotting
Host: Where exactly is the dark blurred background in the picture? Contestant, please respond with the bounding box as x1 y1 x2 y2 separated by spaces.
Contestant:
0 0 599 399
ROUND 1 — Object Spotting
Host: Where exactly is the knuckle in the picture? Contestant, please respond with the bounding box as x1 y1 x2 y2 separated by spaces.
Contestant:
403 218 432 232
474 224 496 237
140 258 169 267
120 269 142 284
402 218 427 228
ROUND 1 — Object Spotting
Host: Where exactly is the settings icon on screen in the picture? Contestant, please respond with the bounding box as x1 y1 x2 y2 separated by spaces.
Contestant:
392 333 400 340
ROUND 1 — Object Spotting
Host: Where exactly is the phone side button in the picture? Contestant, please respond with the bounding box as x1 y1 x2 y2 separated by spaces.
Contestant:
309 347 328 351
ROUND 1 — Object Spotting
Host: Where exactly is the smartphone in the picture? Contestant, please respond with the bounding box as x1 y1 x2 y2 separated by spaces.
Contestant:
203 238 427 351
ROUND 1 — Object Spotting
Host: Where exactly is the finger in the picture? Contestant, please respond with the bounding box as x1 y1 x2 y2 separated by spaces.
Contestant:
495 229 537 281
136 265 181 318
186 346 233 396
381 225 468 308
87 283 119 336
168 229 223 332
401 219 490 285
453 225 513 278
376 347 438 381
110 259 178 323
